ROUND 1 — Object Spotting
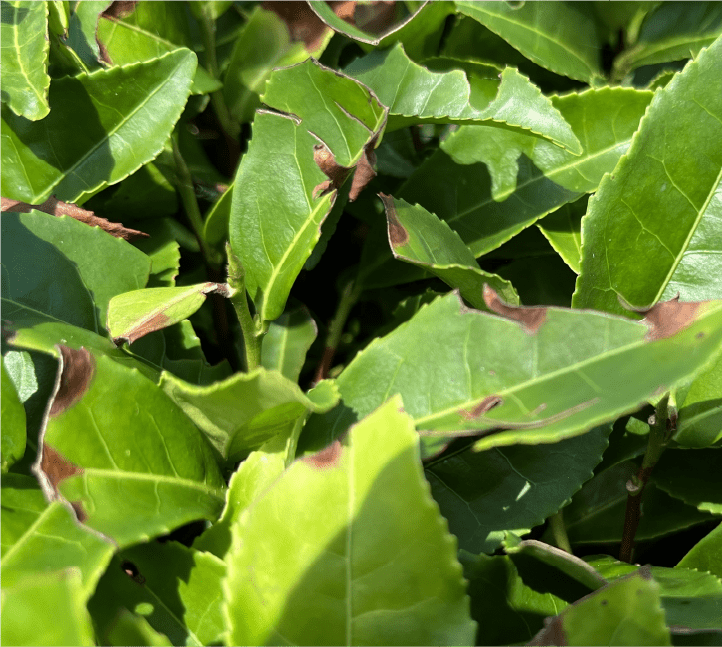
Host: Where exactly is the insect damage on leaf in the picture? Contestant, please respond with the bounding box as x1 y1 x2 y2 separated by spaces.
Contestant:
483 285 547 334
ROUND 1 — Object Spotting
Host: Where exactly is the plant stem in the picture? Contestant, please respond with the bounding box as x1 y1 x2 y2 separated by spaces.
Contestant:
549 510 572 554
226 243 260 372
314 279 362 383
619 394 675 563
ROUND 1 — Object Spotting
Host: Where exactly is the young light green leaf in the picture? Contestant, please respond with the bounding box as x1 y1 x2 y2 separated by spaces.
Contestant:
530 568 671 646
1 475 114 595
574 38 722 316
35 347 225 547
346 44 581 153
1 568 96 647
159 368 338 461
260 306 317 382
0 0 51 120
3 349 38 403
378 194 519 309
108 283 225 345
1 360 26 473
229 59 387 322
1 49 197 204
455 1 603 83
677 522 722 578
223 396 476 646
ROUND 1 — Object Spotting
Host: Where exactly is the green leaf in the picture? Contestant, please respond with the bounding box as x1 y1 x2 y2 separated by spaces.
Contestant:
159 368 339 461
65 0 110 70
37 347 225 547
107 282 226 345
229 59 387 322
9 211 151 332
260 306 317 382
0 0 51 120
379 195 519 310
88 543 225 647
1 49 197 204
345 44 581 153
202 182 233 247
130 219 182 288
47 0 70 37
1 359 26 472
455 1 603 83
677 522 722 578
104 609 173 647
3 349 38 402
222 396 476 646
425 426 610 554
537 197 586 274
530 568 671 646
652 449 722 514
1 568 96 646
306 291 722 457
613 2 722 78
574 38 722 316
1 474 114 594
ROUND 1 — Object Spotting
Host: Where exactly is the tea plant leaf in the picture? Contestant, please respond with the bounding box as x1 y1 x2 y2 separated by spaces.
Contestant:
260 306 317 382
107 283 226 345
104 610 173 647
674 353 722 447
652 449 722 514
309 290 722 456
66 0 110 70
1 474 114 595
345 43 581 153
2 349 37 403
425 426 610 554
37 347 225 547
223 396 476 646
0 0 51 120
89 543 226 647
229 59 387 322
677 522 722 578
202 182 233 247
536 198 586 274
379 195 519 309
1 568 96 647
159 369 338 461
455 1 603 83
1 48 197 204
1 359 26 472
574 38 722 316
530 568 671 646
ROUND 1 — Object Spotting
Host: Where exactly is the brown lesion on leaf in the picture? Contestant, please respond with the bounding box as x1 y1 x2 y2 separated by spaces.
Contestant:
313 143 352 198
114 311 171 346
102 1 137 19
50 347 95 417
263 1 334 52
1 196 148 241
378 193 409 247
40 444 87 521
303 439 343 469
349 137 378 202
459 396 503 420
483 285 547 335
641 296 701 341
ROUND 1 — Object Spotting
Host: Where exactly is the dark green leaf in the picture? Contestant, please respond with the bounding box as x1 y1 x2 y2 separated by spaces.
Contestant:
652 449 722 514
1 358 26 472
674 351 722 448
677 522 722 578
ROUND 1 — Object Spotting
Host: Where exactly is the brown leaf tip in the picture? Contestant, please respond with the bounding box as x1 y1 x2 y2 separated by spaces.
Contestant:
379 193 409 247
303 439 343 469
460 396 503 420
313 144 352 198
483 285 547 335
41 443 84 491
50 347 95 416
642 297 701 341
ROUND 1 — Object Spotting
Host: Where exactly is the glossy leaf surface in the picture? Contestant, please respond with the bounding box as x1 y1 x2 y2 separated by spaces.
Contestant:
1 49 196 203
0 0 51 120
223 397 476 646
574 38 722 315
674 353 722 447
1 359 26 472
260 306 317 382
677 522 722 578
39 347 225 547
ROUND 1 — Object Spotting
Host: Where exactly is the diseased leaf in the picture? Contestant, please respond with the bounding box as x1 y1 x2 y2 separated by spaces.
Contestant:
1 359 26 472
1 49 197 204
223 396 476 646
260 306 317 382
1 474 114 594
677 522 722 578
574 38 722 316
529 568 671 646
35 346 225 547
379 194 519 310
107 282 226 345
425 426 610 554
0 0 51 120
652 449 722 514
345 43 581 153
455 1 603 83
159 368 338 461
229 59 387 322
304 290 722 457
